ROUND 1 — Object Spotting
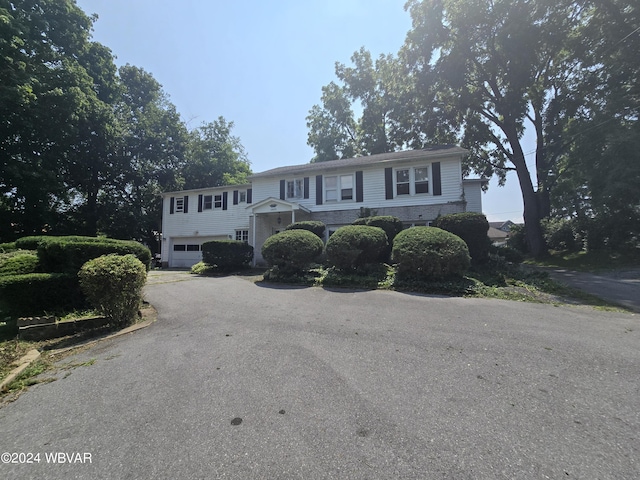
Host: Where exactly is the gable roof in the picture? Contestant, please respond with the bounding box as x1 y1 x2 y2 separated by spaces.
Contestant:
249 145 468 179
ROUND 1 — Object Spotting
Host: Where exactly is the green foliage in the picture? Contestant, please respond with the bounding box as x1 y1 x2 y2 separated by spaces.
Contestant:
261 230 324 273
201 240 254 272
285 221 326 239
0 243 16 253
0 274 86 327
541 218 581 252
0 252 39 276
392 227 470 280
326 225 388 270
352 216 403 243
492 245 525 264
78 254 147 327
506 224 528 254
34 236 151 273
190 262 210 275
434 212 491 263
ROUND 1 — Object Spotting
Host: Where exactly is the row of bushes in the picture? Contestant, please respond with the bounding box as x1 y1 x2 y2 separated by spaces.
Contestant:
262 224 472 280
0 236 151 332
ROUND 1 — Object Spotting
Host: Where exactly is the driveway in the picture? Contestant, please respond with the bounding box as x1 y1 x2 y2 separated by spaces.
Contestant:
1 272 638 479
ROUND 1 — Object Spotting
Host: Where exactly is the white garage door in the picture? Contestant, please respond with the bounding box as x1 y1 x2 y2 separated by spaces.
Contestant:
169 236 228 268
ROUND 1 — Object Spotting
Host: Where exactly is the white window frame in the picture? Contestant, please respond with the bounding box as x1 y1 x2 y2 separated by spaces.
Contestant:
213 194 223 209
203 195 213 210
239 191 247 203
394 166 431 197
325 174 355 202
235 229 249 242
175 197 184 213
286 179 304 199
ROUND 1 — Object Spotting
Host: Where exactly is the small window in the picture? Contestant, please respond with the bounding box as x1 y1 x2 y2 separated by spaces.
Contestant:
173 244 186 251
235 230 249 242
175 198 185 213
325 176 338 202
186 244 200 252
287 179 303 199
340 175 353 200
239 191 247 203
415 167 429 194
214 194 222 209
203 195 213 210
396 169 410 195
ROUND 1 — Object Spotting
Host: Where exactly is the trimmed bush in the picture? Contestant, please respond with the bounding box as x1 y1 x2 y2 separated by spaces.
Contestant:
0 242 16 253
35 237 151 273
78 254 147 327
392 227 471 279
0 252 39 276
434 212 491 263
352 216 403 243
262 230 324 273
0 273 86 321
326 225 388 270
201 240 254 272
285 221 326 239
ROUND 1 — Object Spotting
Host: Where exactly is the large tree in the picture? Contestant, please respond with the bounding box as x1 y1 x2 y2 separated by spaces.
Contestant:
402 0 595 258
182 117 251 190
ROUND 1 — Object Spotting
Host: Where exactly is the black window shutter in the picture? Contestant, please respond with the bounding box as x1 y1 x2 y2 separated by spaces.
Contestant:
315 175 323 205
432 162 442 196
170 197 174 214
279 180 285 200
384 168 393 200
247 188 252 204
303 177 309 199
222 191 228 210
355 171 363 203
183 196 189 213
198 194 203 212
233 190 239 205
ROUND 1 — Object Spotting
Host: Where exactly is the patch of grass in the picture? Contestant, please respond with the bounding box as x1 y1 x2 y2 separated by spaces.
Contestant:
526 249 640 272
3 359 54 393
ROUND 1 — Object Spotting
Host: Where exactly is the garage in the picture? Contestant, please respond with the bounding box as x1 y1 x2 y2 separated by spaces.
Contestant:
168 236 228 268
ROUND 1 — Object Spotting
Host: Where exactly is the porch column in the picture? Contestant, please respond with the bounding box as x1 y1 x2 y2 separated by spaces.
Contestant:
291 206 295 224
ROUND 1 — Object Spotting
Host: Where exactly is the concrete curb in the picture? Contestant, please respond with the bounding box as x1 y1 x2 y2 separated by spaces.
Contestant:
0 308 157 392
0 349 41 391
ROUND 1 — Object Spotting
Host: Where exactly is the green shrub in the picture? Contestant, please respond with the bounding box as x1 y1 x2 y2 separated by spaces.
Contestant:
326 225 388 271
78 254 147 327
261 230 324 273
190 261 210 275
352 216 403 261
35 237 151 273
542 218 580 252
434 212 491 263
0 252 39 276
392 227 470 279
0 242 16 253
493 245 524 264
201 240 253 272
0 273 86 323
506 224 528 253
285 221 326 239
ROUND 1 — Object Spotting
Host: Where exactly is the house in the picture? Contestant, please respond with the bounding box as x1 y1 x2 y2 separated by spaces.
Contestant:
488 220 516 245
160 145 487 268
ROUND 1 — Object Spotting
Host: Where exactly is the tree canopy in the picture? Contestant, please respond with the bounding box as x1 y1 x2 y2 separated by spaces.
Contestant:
307 0 640 257
0 0 251 247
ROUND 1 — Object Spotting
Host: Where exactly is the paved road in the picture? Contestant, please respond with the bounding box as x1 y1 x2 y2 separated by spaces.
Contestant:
1 272 639 479
542 267 640 313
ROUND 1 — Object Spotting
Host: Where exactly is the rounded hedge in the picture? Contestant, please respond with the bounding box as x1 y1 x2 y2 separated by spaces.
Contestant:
391 227 470 279
261 230 324 272
352 216 403 243
201 240 253 271
79 254 147 327
0 251 39 276
326 225 388 270
433 212 491 263
285 221 326 239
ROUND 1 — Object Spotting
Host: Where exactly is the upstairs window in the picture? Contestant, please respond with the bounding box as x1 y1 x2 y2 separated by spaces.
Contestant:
214 194 223 209
287 179 304 199
203 195 213 210
175 197 185 212
395 166 430 196
239 191 247 203
325 174 354 202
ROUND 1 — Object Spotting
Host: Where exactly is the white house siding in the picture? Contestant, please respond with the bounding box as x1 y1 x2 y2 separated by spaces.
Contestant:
161 186 251 268
463 180 484 214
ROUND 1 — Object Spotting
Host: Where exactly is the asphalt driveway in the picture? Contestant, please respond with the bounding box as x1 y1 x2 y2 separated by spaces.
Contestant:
1 272 638 479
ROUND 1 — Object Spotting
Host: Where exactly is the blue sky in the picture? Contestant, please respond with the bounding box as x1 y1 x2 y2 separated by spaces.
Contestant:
75 0 527 223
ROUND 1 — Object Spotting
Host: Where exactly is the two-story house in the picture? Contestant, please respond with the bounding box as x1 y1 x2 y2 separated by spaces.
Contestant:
160 145 486 267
